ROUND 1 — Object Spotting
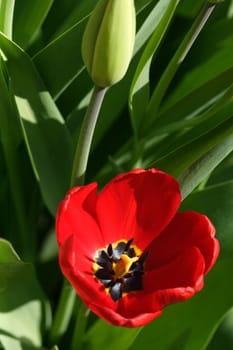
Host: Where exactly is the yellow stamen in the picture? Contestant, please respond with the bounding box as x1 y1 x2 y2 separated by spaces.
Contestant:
113 254 138 279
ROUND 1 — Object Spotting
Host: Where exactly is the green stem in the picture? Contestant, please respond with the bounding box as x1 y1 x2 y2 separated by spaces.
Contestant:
71 85 107 186
70 302 90 350
48 280 76 346
49 84 107 346
146 1 217 123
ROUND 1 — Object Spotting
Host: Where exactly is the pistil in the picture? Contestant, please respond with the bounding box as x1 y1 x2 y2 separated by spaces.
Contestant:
113 254 138 279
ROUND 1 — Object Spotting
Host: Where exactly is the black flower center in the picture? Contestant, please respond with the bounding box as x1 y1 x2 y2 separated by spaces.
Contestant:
93 238 148 301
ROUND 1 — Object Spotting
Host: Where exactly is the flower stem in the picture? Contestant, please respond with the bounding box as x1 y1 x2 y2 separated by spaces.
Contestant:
146 1 218 123
49 84 107 347
67 85 106 348
71 85 107 186
70 302 90 350
48 280 76 346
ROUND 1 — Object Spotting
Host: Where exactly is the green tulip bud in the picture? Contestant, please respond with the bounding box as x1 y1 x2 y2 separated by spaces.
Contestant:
81 0 136 87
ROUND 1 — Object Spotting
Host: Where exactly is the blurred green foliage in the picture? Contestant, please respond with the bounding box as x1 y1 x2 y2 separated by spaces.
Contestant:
0 0 232 349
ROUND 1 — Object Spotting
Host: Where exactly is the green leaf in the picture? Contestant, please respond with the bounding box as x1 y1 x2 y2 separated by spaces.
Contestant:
13 0 54 49
50 0 153 41
177 0 204 17
178 135 233 199
151 114 233 178
0 240 51 347
207 151 233 185
146 1 221 125
33 18 87 99
129 0 180 135
143 80 233 172
134 0 173 55
152 67 233 133
181 180 233 256
0 334 49 350
0 0 15 39
0 238 20 262
46 0 97 40
0 57 34 259
0 32 72 214
84 320 141 350
0 56 21 145
163 18 233 112
207 307 233 350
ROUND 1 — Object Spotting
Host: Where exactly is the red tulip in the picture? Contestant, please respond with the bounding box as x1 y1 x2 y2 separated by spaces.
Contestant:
56 168 220 327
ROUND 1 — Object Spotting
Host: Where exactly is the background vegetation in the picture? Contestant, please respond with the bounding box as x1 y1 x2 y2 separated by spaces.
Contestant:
0 0 232 349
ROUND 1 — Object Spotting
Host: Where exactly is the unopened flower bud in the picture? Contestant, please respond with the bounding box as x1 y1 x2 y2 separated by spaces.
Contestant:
81 0 136 87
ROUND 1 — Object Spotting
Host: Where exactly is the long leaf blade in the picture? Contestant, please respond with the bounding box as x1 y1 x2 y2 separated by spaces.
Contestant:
0 32 72 214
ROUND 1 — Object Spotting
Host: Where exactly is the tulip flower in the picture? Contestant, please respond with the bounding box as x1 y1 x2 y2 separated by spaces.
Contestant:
81 0 136 87
56 169 219 327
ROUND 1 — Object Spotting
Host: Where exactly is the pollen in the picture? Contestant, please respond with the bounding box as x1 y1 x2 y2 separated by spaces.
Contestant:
93 238 149 301
113 254 138 279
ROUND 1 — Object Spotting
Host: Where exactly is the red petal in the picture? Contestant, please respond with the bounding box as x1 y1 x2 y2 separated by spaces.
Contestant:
144 246 205 295
96 168 181 249
146 211 220 274
93 245 203 327
58 233 204 328
111 246 205 324
56 183 104 257
88 300 162 327
59 234 112 302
